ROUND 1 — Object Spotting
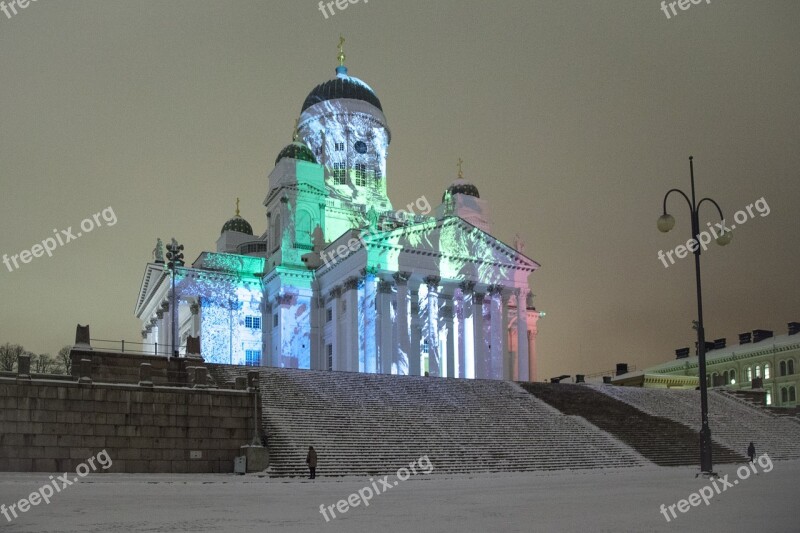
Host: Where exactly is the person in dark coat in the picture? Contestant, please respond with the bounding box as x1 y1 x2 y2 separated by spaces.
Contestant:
747 442 756 462
306 446 318 479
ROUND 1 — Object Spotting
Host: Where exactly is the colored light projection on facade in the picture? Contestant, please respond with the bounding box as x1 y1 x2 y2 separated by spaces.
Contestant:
177 253 264 365
298 96 393 244
317 214 537 380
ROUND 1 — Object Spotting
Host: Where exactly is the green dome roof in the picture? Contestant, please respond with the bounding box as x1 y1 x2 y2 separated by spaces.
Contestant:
275 141 317 166
443 179 480 202
221 215 253 236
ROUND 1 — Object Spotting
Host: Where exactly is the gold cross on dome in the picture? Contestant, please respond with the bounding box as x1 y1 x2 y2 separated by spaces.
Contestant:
457 158 464 179
235 197 240 216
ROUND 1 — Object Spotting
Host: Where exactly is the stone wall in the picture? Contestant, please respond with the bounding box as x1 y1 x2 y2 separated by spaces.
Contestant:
69 349 203 386
0 377 257 473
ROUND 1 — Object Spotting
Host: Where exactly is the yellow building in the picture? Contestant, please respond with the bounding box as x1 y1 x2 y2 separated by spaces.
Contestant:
614 323 799 408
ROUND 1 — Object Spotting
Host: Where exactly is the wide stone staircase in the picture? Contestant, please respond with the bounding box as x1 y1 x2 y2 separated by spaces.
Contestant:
208 365 650 477
594 385 800 461
519 383 746 466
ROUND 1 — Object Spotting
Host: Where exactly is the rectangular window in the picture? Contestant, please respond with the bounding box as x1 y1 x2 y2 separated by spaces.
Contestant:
245 349 261 366
332 162 346 185
334 142 345 151
326 344 333 371
326 307 333 322
273 313 278 327
374 167 382 187
245 316 261 329
355 163 367 186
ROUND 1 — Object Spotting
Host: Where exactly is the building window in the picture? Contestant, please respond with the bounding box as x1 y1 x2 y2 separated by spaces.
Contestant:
746 367 752 381
375 167 382 180
780 361 787 376
273 313 278 327
245 349 261 366
755 365 761 378
781 387 789 403
789 359 795 375
326 307 333 322
355 163 367 186
723 371 729 385
326 344 333 371
764 363 771 379
791 386 797 402
766 390 772 405
245 316 261 329
354 140 367 154
730 369 736 384
332 162 346 185
334 142 345 151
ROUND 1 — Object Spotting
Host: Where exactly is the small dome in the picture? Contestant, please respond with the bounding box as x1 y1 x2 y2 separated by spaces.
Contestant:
443 178 480 202
221 215 253 236
275 141 317 166
301 68 383 113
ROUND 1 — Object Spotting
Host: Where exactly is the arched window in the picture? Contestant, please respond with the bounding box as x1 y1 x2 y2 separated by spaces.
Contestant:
723 370 729 385
765 390 772 406
755 365 761 378
789 360 795 375
781 388 788 403
730 369 736 383
791 387 797 402
746 367 752 381
780 361 787 376
764 363 771 379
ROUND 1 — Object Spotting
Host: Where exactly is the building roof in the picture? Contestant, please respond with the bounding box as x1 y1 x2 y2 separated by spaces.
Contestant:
301 67 383 113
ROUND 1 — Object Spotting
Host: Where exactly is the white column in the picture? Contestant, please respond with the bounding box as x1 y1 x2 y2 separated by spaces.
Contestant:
377 280 394 374
343 276 360 372
501 291 510 380
489 286 505 380
361 270 378 374
516 288 530 381
473 291 486 378
392 272 411 375
443 304 455 378
409 282 421 376
424 276 441 377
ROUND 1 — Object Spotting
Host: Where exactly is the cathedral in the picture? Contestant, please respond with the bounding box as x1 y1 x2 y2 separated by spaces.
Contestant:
134 41 542 381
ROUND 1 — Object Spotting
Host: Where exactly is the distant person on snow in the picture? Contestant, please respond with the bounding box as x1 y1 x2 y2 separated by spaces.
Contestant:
306 446 318 479
747 442 756 462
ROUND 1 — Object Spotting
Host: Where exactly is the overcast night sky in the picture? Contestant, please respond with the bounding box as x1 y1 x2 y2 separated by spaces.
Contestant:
1 0 798 379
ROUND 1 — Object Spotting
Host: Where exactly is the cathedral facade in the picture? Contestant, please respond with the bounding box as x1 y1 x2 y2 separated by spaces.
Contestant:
135 45 542 381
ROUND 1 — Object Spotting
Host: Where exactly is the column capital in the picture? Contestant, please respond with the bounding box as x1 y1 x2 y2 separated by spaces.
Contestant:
156 309 164 319
189 302 200 315
361 266 380 278
377 280 393 293
275 293 294 306
343 276 360 291
459 280 476 293
160 300 170 311
424 275 441 289
487 284 505 295
392 271 411 284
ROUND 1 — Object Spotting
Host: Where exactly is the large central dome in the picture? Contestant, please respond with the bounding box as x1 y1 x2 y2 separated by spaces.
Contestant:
301 66 383 113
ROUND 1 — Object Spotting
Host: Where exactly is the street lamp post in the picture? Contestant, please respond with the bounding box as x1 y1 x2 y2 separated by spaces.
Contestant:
165 238 185 360
658 156 731 475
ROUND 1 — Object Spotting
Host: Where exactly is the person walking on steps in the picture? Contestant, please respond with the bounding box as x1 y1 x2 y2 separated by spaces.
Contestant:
306 446 318 479
747 441 756 462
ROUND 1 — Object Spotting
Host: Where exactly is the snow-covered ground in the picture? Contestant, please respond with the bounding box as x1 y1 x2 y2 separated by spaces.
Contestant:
1 461 796 532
